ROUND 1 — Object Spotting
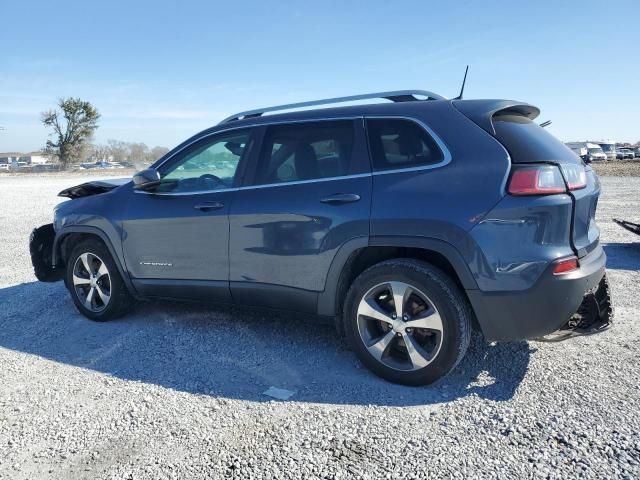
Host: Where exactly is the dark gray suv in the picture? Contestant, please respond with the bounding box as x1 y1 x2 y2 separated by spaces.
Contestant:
30 90 612 385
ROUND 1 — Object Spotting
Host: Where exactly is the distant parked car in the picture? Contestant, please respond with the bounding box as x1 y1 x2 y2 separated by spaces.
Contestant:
0 163 9 171
635 147 640 158
10 160 29 171
617 149 634 160
587 147 607 161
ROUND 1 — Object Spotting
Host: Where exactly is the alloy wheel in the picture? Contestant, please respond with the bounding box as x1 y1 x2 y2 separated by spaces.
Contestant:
356 281 444 371
72 252 111 313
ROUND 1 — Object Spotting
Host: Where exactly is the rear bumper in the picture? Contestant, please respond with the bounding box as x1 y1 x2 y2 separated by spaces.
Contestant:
467 244 607 341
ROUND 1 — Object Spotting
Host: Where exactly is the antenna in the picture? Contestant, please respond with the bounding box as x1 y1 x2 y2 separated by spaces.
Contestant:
540 120 552 128
454 65 469 100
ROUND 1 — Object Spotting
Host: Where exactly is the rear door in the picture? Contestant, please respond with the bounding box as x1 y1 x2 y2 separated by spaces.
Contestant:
491 114 600 257
228 119 371 312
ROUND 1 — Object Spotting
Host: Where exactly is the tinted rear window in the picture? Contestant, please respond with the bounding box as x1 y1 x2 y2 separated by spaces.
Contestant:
493 114 581 164
366 119 444 171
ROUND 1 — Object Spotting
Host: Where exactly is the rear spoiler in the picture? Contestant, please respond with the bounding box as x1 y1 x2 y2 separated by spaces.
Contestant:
452 99 540 135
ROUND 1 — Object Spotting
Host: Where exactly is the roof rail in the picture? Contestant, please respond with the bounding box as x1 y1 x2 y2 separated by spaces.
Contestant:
218 90 445 124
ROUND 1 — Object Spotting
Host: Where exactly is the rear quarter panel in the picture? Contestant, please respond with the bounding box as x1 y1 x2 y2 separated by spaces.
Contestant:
369 102 511 274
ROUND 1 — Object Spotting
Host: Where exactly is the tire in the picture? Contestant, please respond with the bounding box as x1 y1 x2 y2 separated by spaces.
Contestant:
65 238 133 321
343 259 472 386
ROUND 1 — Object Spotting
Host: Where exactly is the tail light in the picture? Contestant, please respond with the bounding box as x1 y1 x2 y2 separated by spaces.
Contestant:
508 165 566 195
553 256 579 275
560 164 587 190
508 164 588 195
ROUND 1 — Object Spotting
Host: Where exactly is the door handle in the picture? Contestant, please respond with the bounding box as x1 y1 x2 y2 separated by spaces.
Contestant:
320 193 361 205
194 201 224 211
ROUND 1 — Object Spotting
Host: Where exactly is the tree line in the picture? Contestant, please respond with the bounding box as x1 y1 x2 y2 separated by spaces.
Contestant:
41 97 169 169
88 141 169 168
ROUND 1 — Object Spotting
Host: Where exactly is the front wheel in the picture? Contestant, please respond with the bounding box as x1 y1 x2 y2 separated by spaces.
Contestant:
343 259 472 386
65 238 133 321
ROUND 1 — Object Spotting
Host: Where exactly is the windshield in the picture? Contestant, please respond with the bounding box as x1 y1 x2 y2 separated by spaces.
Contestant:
599 144 615 152
588 148 604 154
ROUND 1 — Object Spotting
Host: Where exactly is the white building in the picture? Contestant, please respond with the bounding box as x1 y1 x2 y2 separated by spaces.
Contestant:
19 152 51 164
0 152 21 164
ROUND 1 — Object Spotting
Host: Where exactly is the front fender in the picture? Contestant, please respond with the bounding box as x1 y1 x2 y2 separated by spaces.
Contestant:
52 225 136 295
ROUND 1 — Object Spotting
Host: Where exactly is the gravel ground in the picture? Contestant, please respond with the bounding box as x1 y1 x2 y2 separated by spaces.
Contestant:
0 174 639 479
590 159 640 177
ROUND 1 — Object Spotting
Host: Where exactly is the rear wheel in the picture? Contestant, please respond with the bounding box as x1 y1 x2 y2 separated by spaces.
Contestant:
343 259 472 385
65 239 133 321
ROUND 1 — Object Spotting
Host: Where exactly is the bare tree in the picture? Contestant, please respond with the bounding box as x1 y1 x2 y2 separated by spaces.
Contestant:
41 98 100 168
128 142 149 168
107 139 129 163
149 146 170 163
90 144 111 162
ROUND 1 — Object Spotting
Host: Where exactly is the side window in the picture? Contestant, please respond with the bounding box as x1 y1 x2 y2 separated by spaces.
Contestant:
159 130 252 193
366 119 444 171
254 121 354 185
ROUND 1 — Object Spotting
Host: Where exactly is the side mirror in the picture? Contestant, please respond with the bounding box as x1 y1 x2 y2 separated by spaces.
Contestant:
132 168 161 190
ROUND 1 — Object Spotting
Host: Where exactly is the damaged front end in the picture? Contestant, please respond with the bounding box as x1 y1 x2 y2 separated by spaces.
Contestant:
537 274 613 342
58 178 130 199
29 223 64 282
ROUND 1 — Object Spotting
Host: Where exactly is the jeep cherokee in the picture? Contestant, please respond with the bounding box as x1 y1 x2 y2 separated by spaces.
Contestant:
30 90 613 385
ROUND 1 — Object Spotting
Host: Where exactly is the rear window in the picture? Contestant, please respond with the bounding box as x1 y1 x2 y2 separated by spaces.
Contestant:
366 119 444 171
493 114 581 164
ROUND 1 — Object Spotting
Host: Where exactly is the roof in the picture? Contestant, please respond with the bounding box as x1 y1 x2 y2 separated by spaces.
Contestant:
219 90 445 124
209 98 538 136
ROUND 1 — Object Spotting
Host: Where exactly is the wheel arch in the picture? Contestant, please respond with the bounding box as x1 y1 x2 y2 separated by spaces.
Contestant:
318 236 478 321
53 226 135 294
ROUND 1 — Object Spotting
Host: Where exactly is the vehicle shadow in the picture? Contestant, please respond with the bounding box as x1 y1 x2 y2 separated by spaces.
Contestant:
603 243 640 271
0 281 532 406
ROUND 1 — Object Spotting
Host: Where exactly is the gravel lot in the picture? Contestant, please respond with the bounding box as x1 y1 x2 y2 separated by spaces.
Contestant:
591 160 640 178
1 174 639 479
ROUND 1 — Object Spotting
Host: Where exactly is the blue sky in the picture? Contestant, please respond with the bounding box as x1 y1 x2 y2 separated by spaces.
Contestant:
1 0 639 152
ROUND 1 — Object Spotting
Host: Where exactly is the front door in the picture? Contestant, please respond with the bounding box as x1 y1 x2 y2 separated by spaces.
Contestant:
121 128 256 301
229 119 372 312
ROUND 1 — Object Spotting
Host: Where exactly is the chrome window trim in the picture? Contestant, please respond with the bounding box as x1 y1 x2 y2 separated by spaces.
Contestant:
134 173 373 196
238 172 371 191
137 115 452 196
134 186 239 196
364 115 452 175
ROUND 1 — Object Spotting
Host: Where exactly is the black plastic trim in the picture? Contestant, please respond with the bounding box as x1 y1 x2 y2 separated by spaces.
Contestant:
316 235 478 317
53 226 137 296
231 281 318 314
467 244 607 341
369 236 478 289
131 278 232 303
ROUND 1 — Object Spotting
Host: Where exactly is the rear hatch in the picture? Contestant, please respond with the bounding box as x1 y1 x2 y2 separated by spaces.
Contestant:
454 100 600 258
